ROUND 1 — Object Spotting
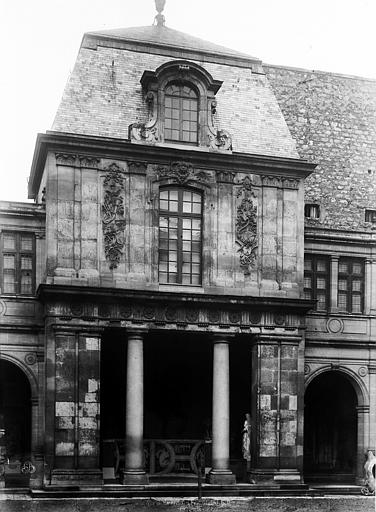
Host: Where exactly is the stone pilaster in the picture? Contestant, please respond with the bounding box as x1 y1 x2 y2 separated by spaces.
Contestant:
123 330 148 485
249 334 303 486
207 335 236 485
50 330 102 486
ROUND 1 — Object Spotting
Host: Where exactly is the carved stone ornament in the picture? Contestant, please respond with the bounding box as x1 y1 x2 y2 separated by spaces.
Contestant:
209 130 233 151
79 155 100 168
55 153 77 166
129 91 158 144
156 162 211 185
101 164 127 270
25 353 37 366
235 176 258 274
207 99 233 151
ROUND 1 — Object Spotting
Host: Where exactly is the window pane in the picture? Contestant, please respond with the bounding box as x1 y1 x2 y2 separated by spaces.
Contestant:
183 219 191 229
3 271 16 294
169 201 178 212
4 234 16 250
21 256 33 270
159 272 168 283
352 295 362 313
316 277 326 289
3 255 15 269
183 241 191 251
21 237 33 251
159 217 168 228
183 191 191 202
338 279 347 291
160 200 168 210
316 260 327 272
21 274 32 294
191 275 200 285
192 203 201 214
168 273 177 283
317 293 327 310
352 263 362 275
352 280 361 292
304 291 312 300
183 202 192 213
182 274 191 284
304 277 311 289
304 258 312 271
339 262 348 273
169 217 178 228
338 293 347 310
169 190 178 200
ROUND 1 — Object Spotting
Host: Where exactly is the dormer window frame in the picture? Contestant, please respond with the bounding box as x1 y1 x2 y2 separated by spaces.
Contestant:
130 60 232 150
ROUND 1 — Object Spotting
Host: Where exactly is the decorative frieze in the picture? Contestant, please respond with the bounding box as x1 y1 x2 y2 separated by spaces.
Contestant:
45 300 300 332
101 163 127 270
155 162 211 185
235 176 258 274
216 171 235 184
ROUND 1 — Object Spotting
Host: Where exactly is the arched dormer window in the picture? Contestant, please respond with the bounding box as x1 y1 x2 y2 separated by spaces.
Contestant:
129 60 232 151
164 83 198 145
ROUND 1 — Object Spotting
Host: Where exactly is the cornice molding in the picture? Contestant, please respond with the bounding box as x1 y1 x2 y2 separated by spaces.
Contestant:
28 131 315 199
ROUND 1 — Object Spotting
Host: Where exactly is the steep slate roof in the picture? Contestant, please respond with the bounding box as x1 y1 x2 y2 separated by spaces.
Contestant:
52 23 300 159
86 24 259 63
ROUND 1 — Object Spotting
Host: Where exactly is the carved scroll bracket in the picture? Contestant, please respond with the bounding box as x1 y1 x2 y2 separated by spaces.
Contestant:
235 175 258 274
207 99 233 151
101 163 127 270
129 91 158 144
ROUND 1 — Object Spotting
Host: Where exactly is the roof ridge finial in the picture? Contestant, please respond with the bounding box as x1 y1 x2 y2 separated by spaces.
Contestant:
154 0 166 27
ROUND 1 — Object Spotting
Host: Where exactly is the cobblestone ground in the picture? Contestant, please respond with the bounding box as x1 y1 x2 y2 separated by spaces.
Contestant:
0 497 375 512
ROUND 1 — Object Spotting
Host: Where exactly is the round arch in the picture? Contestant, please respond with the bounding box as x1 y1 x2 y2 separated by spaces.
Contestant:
305 365 369 408
0 357 33 464
304 367 365 483
0 353 38 399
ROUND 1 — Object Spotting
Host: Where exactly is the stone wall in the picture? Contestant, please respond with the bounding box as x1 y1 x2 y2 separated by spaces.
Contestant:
45 153 304 297
265 65 376 232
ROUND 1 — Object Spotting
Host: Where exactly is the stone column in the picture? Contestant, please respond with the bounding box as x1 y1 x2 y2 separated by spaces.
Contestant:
329 256 339 313
123 330 148 485
208 336 235 485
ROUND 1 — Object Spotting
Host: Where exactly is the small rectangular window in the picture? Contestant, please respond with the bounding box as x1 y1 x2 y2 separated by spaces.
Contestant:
365 210 376 223
305 204 320 219
1 232 35 296
304 254 330 311
337 258 364 313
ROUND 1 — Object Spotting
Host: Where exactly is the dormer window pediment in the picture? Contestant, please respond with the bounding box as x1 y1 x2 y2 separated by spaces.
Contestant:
129 60 232 151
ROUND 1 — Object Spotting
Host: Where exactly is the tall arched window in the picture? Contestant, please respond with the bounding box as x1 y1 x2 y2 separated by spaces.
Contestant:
164 83 198 144
159 187 202 285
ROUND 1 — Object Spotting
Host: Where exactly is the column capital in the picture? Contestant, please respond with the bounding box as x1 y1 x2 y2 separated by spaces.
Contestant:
126 327 149 337
211 333 235 344
330 255 340 261
356 405 370 414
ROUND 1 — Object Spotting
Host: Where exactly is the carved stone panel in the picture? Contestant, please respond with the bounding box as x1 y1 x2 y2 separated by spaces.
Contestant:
155 162 211 185
101 164 127 270
236 176 258 274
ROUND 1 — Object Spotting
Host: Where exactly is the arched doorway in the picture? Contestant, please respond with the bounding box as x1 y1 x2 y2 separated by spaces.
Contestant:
0 360 31 463
304 371 358 483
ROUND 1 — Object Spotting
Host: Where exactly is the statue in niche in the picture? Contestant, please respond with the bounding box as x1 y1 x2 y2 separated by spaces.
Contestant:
361 450 376 495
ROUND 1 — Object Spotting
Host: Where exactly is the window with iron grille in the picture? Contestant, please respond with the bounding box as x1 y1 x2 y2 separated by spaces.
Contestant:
304 254 330 311
164 83 198 145
338 258 364 313
1 232 35 295
159 188 202 285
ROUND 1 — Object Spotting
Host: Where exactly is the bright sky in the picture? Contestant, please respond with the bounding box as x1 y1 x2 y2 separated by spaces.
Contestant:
0 0 375 202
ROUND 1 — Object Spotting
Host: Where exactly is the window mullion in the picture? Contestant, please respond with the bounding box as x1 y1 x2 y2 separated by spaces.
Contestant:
177 217 183 283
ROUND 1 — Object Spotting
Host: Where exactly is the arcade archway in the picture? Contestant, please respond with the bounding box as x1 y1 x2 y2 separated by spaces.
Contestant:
304 371 357 483
0 359 32 462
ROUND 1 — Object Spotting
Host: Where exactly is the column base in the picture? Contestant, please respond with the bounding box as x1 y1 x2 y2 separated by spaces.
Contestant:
122 470 149 485
207 469 236 485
